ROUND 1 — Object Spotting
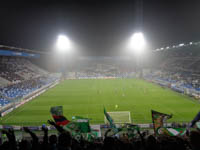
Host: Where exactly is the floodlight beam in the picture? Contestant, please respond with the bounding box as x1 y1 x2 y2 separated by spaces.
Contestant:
56 35 70 53
130 32 145 49
129 32 146 54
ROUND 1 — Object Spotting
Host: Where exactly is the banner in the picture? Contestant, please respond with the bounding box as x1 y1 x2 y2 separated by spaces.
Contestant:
157 127 186 136
151 110 172 135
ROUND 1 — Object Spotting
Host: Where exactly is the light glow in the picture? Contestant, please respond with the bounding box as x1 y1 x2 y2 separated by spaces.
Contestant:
129 32 146 54
56 35 70 53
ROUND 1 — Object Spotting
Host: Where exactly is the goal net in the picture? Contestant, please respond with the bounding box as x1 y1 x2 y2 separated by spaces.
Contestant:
104 111 131 124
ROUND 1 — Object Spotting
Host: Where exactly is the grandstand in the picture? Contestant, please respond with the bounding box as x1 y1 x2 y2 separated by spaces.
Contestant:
147 42 200 99
65 56 136 79
0 47 59 115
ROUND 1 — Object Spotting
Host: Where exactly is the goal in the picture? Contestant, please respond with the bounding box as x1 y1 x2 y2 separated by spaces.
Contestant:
104 111 131 124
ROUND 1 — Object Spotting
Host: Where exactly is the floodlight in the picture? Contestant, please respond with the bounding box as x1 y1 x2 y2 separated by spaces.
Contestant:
179 43 184 47
56 35 70 53
130 32 146 52
190 42 193 45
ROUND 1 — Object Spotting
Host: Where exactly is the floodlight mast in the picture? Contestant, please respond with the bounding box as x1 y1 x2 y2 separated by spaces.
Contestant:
56 34 71 79
129 32 146 77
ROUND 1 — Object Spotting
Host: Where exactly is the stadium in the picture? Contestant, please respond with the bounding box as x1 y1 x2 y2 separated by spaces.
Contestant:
1 48 200 126
1 0 200 150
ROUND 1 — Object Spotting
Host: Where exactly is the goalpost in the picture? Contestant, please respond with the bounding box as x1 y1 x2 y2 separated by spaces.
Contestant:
104 111 131 124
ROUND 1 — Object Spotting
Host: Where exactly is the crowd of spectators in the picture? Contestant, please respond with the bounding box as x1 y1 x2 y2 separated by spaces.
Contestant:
0 77 45 99
0 120 200 150
149 71 200 90
0 56 57 107
0 76 56 107
0 58 25 83
74 71 133 79
151 46 200 92
0 57 46 83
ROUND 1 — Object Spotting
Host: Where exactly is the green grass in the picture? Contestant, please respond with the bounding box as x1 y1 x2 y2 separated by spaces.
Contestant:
1 78 200 126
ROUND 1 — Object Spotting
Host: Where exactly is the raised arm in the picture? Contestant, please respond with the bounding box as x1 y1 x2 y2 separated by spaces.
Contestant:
48 120 65 133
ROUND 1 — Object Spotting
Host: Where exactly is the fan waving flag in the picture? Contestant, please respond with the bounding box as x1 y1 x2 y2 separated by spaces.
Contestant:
104 108 118 133
50 106 91 133
151 110 172 135
50 106 70 126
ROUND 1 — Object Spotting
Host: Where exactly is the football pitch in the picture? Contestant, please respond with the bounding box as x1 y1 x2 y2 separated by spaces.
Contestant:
1 78 200 126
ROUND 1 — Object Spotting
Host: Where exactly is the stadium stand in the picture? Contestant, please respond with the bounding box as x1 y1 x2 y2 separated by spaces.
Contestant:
0 77 10 86
145 44 200 99
65 57 135 79
0 55 59 107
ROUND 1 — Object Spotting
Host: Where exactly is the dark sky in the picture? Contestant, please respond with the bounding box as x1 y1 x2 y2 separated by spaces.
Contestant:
0 0 200 56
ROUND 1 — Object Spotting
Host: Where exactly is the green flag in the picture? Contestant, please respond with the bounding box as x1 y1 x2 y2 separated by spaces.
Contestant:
72 116 91 133
151 110 172 135
157 127 186 136
104 108 118 133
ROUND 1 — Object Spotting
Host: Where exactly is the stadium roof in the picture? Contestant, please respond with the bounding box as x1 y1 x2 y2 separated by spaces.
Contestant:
153 41 200 52
0 1 200 55
0 45 49 55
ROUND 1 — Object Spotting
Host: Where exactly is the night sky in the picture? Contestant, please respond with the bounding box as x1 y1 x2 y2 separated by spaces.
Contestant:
0 0 200 56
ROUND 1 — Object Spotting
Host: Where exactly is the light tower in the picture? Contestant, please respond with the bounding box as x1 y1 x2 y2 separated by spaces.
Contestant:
130 32 145 54
129 32 146 77
56 34 71 78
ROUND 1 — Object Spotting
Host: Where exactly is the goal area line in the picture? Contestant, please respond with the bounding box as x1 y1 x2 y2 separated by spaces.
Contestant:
104 111 131 124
